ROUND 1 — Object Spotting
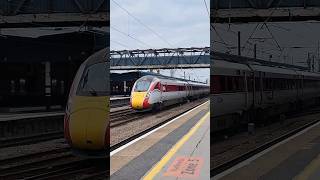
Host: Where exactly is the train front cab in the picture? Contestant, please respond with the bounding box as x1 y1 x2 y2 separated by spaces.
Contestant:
131 76 161 110
64 50 109 157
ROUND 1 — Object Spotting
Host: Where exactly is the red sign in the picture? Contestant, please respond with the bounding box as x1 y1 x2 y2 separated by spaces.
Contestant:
163 156 204 178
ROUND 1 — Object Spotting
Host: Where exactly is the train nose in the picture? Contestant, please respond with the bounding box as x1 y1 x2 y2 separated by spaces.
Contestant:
131 92 149 109
68 96 108 150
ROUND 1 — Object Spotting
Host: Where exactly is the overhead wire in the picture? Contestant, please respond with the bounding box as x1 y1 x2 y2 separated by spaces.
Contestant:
110 39 130 49
111 26 153 48
241 0 284 54
203 0 210 18
111 0 173 48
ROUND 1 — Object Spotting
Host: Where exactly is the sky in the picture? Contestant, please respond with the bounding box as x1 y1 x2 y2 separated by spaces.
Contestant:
110 0 210 83
212 22 320 71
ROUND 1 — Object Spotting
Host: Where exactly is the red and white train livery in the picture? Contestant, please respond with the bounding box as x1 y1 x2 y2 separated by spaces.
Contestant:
211 58 320 132
131 75 209 111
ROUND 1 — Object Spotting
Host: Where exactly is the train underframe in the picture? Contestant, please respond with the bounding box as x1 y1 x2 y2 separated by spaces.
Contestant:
212 97 320 134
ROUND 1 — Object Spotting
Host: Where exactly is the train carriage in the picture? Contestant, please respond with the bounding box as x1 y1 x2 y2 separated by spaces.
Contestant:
64 48 109 157
211 58 320 132
131 75 209 111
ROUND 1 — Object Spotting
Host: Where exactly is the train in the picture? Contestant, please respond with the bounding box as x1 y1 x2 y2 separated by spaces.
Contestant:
131 75 210 111
211 55 320 132
64 48 109 157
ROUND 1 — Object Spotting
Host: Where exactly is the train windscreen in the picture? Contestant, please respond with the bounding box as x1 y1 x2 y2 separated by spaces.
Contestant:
77 62 108 96
134 77 152 92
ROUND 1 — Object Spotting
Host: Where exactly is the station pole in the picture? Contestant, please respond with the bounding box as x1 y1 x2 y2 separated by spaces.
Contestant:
254 44 257 59
45 61 51 111
238 31 241 56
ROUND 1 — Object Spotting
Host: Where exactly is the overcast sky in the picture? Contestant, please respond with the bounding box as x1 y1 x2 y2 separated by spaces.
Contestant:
110 0 210 83
212 22 320 71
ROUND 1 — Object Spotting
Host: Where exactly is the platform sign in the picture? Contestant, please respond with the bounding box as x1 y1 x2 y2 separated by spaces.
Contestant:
163 156 204 178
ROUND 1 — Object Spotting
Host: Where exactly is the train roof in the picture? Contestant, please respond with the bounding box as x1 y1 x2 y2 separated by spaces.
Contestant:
213 51 308 71
213 52 320 77
296 70 320 78
147 75 208 86
212 59 250 71
83 48 108 66
111 71 208 85
250 64 297 75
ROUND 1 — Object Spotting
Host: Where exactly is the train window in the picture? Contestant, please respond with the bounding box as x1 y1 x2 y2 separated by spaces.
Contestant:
154 82 160 90
181 85 186 91
19 79 26 94
162 85 166 92
77 62 108 96
52 79 57 93
135 78 152 92
255 78 261 91
247 77 253 92
239 77 245 91
213 75 248 93
232 77 237 91
10 80 15 94
227 77 233 91
263 78 272 90
166 85 178 92
220 76 226 92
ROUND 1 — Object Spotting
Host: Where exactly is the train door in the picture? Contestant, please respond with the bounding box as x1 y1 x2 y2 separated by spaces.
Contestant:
254 71 263 106
153 82 162 104
160 82 163 103
298 75 304 100
244 71 249 108
161 82 167 102
258 72 263 105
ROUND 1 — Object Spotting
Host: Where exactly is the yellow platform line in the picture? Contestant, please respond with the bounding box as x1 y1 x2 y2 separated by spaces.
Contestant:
293 153 320 180
143 111 210 180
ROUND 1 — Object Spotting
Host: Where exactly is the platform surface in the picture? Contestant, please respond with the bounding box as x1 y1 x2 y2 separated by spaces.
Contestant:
110 96 130 100
214 120 320 180
110 101 210 180
0 111 63 121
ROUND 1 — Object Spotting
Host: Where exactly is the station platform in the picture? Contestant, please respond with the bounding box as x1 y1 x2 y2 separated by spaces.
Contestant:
0 105 63 113
110 101 210 180
215 120 320 180
110 96 130 100
0 111 63 121
110 96 130 108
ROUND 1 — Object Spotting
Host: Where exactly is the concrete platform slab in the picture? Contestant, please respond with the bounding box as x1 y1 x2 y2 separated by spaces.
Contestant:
147 111 210 180
215 120 320 180
110 101 210 180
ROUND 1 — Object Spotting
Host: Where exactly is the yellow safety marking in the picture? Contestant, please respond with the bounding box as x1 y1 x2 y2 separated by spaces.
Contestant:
143 111 210 180
131 92 147 109
69 96 108 149
293 153 320 180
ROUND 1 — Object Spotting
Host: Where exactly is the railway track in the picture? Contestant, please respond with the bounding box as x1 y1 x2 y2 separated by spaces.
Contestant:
211 118 320 177
110 110 146 128
0 106 132 148
0 131 63 148
0 147 108 180
0 100 208 179
110 98 209 152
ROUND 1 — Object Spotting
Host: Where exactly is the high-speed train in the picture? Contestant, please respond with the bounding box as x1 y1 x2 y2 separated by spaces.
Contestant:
64 48 109 156
211 54 320 132
131 75 209 111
